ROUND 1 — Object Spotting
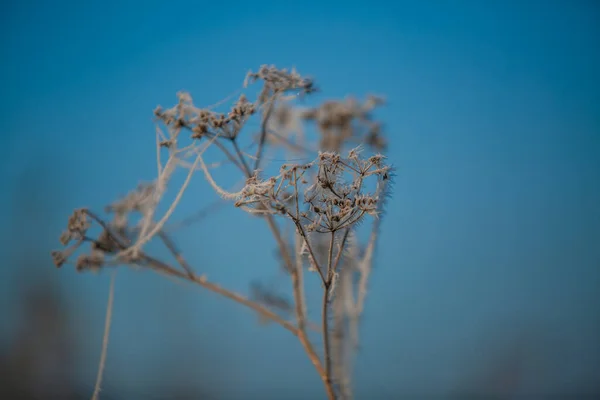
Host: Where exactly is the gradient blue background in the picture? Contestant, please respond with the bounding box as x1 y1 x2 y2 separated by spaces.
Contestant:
1 0 599 398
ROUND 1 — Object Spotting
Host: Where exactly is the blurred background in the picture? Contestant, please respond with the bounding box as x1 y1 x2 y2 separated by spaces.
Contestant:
1 0 599 399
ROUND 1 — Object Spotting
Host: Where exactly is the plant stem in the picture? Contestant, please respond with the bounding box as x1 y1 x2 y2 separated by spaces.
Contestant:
91 271 116 400
323 231 335 390
143 252 300 335
209 100 336 399
253 97 276 171
232 138 251 176
265 218 336 400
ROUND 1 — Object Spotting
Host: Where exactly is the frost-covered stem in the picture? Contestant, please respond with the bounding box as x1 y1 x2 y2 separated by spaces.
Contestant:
290 216 327 285
323 231 336 392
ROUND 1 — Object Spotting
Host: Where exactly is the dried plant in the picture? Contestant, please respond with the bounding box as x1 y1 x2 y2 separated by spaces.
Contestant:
51 65 394 400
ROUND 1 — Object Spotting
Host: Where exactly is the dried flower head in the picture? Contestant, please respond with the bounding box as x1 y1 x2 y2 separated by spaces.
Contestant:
59 208 91 245
154 92 257 142
244 65 316 103
234 147 390 234
301 96 386 152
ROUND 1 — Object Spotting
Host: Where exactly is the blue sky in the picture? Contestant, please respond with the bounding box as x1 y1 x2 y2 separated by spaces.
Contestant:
1 0 599 398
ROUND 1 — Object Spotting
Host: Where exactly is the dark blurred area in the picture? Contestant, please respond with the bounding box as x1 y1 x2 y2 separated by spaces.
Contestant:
0 278 78 399
0 160 98 399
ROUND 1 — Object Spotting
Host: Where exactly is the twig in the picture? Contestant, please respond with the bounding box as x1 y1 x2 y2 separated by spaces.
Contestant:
140 252 299 334
232 138 251 176
86 210 301 335
91 271 116 400
322 231 335 389
332 228 351 274
157 231 196 278
253 97 276 172
289 216 327 286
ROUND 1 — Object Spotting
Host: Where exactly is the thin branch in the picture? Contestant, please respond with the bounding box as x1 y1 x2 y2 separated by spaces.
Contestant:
83 210 130 248
289 215 327 285
85 210 300 335
130 150 203 252
293 169 301 221
91 271 116 400
253 97 276 172
331 228 351 274
157 231 196 278
232 138 252 176
322 231 335 390
137 151 177 244
141 252 300 335
213 139 245 173
155 126 164 178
